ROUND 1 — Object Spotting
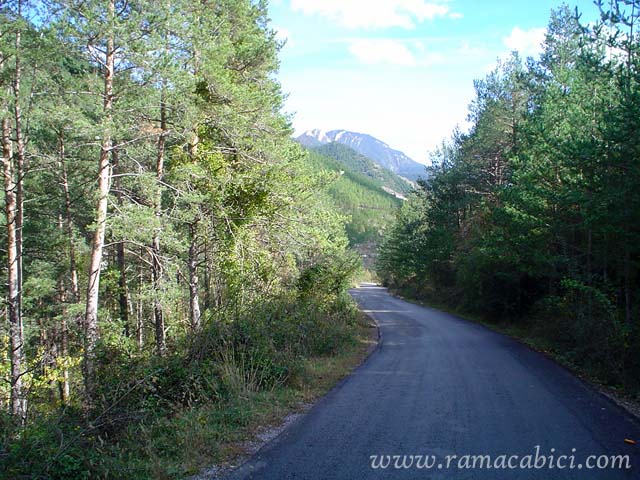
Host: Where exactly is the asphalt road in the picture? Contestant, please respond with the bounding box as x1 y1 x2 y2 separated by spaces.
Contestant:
225 284 640 479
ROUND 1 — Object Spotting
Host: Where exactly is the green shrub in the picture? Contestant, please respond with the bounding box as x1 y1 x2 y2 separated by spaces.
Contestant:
297 252 361 301
530 279 630 386
1 288 360 479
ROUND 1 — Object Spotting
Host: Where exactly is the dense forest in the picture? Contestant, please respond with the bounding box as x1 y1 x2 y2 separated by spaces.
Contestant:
378 2 640 393
304 145 404 246
0 0 364 477
313 143 412 196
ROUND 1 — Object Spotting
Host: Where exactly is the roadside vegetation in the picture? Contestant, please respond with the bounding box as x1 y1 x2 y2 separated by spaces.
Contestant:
377 2 640 397
0 0 371 478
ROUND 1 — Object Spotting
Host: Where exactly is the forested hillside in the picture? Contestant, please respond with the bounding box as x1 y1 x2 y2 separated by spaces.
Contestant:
304 148 402 246
0 1 363 477
378 3 640 393
313 142 412 195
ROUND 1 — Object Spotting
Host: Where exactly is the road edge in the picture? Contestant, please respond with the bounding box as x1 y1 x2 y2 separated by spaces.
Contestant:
191 290 381 480
389 289 640 424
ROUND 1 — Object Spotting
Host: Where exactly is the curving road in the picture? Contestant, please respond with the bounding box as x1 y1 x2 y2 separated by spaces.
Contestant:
225 284 640 479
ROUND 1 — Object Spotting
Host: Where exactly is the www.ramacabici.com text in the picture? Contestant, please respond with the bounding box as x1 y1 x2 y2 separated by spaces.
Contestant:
369 446 631 471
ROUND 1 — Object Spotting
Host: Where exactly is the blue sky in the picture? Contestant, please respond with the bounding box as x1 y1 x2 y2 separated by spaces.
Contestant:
268 0 599 164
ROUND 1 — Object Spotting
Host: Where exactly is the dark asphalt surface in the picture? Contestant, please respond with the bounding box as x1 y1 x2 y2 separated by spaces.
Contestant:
225 284 640 479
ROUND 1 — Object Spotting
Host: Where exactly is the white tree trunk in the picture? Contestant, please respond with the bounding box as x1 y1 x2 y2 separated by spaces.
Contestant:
2 117 26 420
189 222 202 332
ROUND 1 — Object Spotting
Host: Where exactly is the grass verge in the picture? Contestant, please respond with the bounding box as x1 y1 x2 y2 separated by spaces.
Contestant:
110 313 379 479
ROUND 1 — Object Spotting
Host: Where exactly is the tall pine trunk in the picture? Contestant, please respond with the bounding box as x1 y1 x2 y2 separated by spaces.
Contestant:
152 88 167 355
58 132 75 405
188 222 202 332
112 147 130 335
55 218 71 405
59 133 80 304
83 0 115 406
2 117 26 421
187 127 201 332
136 256 144 350
59 304 70 405
13 2 25 348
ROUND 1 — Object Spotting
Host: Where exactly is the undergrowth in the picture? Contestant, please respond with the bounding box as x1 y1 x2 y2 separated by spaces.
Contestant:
0 293 368 479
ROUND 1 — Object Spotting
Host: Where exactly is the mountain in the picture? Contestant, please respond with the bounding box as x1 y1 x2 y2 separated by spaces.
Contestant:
296 129 331 147
304 148 402 247
312 143 411 197
297 129 426 181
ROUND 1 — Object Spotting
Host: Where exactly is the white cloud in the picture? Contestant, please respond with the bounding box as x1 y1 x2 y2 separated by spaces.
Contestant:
449 12 463 20
503 27 546 57
290 0 452 29
274 26 292 46
348 39 417 66
283 68 474 164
